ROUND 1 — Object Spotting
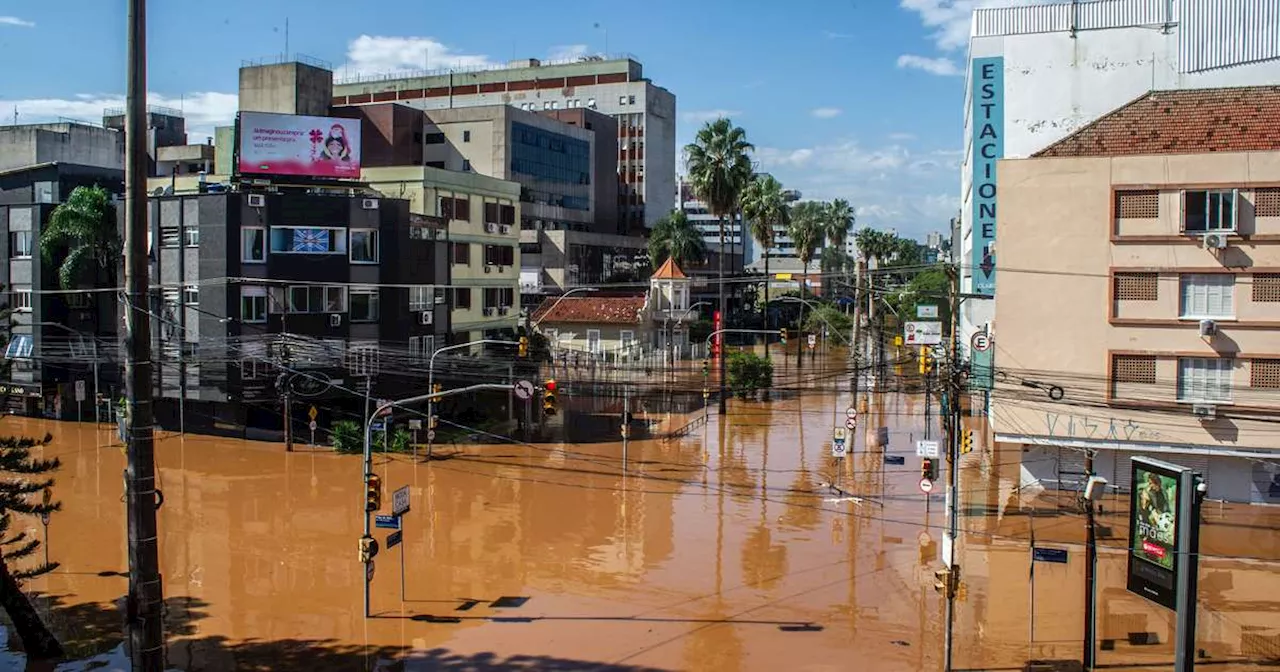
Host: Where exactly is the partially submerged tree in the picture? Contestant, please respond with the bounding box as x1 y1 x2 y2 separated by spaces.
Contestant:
0 433 63 662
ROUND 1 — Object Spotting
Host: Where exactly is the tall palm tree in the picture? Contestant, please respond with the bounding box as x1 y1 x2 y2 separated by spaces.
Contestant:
685 118 753 415
824 199 856 298
40 185 122 292
647 210 707 269
741 174 789 353
787 201 824 367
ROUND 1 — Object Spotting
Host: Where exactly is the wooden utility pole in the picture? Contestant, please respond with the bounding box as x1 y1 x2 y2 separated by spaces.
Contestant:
123 0 166 667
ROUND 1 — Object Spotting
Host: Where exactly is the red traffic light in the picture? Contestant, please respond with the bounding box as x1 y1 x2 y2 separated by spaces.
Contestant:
544 379 557 392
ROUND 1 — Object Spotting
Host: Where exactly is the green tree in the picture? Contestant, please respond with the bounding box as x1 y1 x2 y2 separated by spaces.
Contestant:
741 174 790 332
39 185 122 291
647 210 707 268
787 201 825 345
685 118 753 325
0 433 64 662
823 198 855 250
726 351 774 399
330 420 361 454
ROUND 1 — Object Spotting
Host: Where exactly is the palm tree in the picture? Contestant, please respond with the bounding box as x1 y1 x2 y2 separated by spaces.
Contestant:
647 210 707 268
741 174 789 352
685 118 753 414
824 199 856 298
787 201 824 366
40 185 122 292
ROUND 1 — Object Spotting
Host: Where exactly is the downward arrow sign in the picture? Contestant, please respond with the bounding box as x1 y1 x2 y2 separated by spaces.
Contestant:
980 254 995 278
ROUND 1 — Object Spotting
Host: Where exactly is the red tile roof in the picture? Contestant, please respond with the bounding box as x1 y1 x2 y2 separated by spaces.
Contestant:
531 295 646 325
651 257 687 279
1034 86 1280 158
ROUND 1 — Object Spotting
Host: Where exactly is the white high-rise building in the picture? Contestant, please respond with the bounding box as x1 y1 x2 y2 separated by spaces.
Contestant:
333 55 675 235
958 0 1280 353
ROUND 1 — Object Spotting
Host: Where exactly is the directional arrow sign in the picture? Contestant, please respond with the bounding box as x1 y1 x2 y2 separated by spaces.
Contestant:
980 253 995 278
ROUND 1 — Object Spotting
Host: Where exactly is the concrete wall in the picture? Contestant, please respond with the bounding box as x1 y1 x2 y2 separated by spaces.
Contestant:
239 62 334 117
993 151 1280 495
0 124 123 173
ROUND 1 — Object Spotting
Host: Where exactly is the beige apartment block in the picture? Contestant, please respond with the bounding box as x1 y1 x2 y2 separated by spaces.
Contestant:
364 165 521 343
992 86 1280 504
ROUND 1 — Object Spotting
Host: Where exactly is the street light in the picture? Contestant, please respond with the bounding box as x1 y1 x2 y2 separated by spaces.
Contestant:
426 338 520 455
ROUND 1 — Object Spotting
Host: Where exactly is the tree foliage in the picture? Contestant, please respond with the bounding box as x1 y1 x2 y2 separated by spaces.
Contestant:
726 351 774 399
40 185 122 291
786 202 825 269
823 199 855 249
647 210 707 268
741 174 788 253
0 432 64 661
684 118 754 223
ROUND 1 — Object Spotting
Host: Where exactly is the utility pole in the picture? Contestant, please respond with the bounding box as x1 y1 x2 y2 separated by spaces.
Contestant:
717 215 727 415
277 325 293 452
943 263 961 672
850 260 863 406
123 0 165 667
176 193 186 436
1084 449 1098 671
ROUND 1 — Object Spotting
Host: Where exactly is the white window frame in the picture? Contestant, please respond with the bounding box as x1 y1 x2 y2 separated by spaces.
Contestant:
13 289 31 312
349 287 380 322
408 286 433 312
10 231 32 258
241 357 267 380
287 285 347 314
240 286 268 323
587 329 602 354
242 226 266 263
1180 274 1234 319
1182 189 1238 233
184 225 200 247
618 95 627 105
346 341 379 377
620 330 635 351
269 226 347 255
349 229 380 264
1177 357 1234 404
183 285 199 306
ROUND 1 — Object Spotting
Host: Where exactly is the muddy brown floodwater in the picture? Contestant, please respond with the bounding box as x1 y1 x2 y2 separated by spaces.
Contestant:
6 358 1280 671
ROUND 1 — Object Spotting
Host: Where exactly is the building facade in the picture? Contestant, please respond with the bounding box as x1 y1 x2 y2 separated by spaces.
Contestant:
992 86 1280 504
519 229 648 307
331 55 676 233
957 0 1280 359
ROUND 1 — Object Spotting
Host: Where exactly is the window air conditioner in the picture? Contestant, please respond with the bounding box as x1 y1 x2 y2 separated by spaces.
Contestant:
500 225 511 235
362 198 379 210
1202 232 1228 250
1192 403 1216 420
420 311 433 325
329 314 342 327
485 223 498 233
483 307 494 317
1198 319 1217 337
484 265 492 273
248 194 266 208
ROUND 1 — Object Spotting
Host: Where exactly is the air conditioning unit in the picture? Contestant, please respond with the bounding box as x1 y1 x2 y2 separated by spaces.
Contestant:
329 314 342 327
500 225 511 234
1192 403 1216 420
248 194 266 208
1202 232 1228 250
1199 319 1217 337
362 198 379 210
435 228 448 241
482 307 495 317
419 311 433 325
485 223 498 233
497 306 509 316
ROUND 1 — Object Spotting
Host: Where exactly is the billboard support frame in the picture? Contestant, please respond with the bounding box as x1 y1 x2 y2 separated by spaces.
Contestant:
1173 466 1202 672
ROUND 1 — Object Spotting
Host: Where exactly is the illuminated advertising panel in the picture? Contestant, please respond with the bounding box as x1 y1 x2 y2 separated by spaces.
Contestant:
1126 456 1182 609
238 112 361 179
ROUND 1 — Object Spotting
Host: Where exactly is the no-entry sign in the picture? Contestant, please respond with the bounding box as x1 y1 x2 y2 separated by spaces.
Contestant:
919 478 934 494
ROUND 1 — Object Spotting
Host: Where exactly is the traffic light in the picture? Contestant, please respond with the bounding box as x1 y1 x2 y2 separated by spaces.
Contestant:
919 350 933 375
701 360 709 378
364 473 382 512
428 414 439 430
960 430 974 455
518 336 529 358
933 567 955 598
779 328 788 345
358 534 379 563
921 458 938 481
542 379 558 416
432 382 442 394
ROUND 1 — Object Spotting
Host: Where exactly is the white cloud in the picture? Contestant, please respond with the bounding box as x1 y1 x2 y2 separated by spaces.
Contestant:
0 92 239 143
899 0 1041 51
810 107 842 119
896 54 962 76
757 140 910 174
680 109 743 124
889 132 917 141
547 44 590 62
339 36 498 78
0 16 34 27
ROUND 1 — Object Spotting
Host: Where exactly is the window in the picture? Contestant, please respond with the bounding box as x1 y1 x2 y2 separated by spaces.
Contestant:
620 330 635 351
426 161 445 169
185 225 199 247
1115 272 1158 301
1252 359 1280 389
287 285 346 313
481 287 514 308
484 245 515 266
346 343 379 377
587 329 602 353
409 286 433 311
1116 190 1159 219
242 227 266 262
619 95 627 105
452 242 470 265
1178 358 1233 403
13 289 31 312
452 287 471 310
350 288 379 322
463 130 471 143
1254 273 1280 303
270 227 347 254
462 159 472 172
439 196 471 221
424 132 445 144
183 285 199 305
9 231 32 258
544 102 552 111
1180 274 1234 318
241 286 268 323
587 97 596 108
1183 190 1237 232
550 101 558 110
349 229 379 263
4 335 33 359
409 336 435 359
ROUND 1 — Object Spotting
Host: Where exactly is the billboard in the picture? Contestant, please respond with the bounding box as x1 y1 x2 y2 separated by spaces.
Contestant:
1126 457 1183 609
238 112 361 179
904 321 943 345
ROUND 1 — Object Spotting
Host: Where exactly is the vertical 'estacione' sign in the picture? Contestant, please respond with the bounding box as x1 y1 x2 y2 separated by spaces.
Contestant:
970 57 1003 296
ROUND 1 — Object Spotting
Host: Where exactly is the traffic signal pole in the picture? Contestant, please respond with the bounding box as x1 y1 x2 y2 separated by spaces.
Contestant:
944 263 962 672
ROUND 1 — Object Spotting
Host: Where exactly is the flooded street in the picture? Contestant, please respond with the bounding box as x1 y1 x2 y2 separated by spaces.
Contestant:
5 356 1279 670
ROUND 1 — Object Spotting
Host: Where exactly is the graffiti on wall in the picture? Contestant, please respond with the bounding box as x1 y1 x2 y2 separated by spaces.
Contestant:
1044 412 1162 442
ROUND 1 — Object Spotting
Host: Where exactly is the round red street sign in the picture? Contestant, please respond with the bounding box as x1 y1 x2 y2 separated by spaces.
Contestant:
919 478 934 494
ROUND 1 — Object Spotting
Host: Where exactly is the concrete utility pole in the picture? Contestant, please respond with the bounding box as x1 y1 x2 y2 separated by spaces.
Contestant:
718 215 728 415
123 0 166 667
1084 449 1098 671
943 263 961 672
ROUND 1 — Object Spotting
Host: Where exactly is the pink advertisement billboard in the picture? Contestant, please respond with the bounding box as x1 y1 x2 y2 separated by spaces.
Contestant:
238 112 362 179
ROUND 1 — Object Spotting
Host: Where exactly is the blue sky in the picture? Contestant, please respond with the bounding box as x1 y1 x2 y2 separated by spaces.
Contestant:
0 0 1012 238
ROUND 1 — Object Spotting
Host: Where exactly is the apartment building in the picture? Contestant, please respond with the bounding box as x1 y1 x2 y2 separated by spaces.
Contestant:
331 55 676 233
992 86 1280 504
363 165 521 342
957 0 1280 358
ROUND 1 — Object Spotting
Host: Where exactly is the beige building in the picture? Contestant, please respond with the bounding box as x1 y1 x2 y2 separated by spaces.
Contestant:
993 86 1280 504
363 165 521 342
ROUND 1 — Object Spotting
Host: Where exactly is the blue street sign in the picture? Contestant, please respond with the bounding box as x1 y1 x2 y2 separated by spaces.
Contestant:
1032 547 1068 564
386 530 403 549
884 455 906 466
371 421 386 432
374 514 401 530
